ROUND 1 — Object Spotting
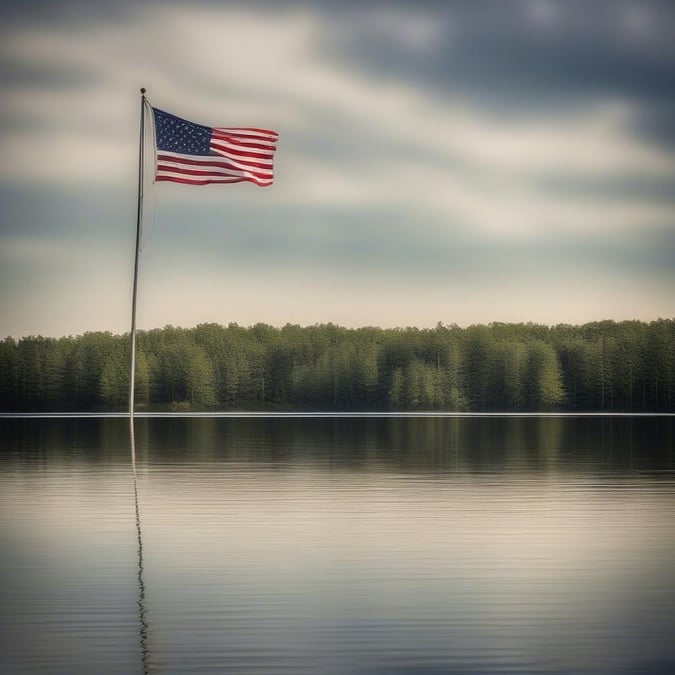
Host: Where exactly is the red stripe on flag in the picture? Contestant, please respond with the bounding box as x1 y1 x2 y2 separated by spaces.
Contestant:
157 153 274 174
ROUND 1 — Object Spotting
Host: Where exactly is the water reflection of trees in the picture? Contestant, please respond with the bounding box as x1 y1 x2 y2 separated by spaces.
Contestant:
139 417 673 474
1 417 671 474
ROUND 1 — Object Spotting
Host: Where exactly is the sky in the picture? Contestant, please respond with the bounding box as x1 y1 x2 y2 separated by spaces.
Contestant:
1 0 674 338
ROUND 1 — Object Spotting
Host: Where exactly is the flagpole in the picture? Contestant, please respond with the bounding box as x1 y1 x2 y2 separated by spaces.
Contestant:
130 87 147 418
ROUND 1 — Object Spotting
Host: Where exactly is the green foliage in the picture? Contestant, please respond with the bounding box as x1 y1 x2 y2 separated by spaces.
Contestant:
524 341 565 410
0 320 672 412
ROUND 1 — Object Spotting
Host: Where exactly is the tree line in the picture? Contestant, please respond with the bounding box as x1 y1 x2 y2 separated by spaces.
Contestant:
0 320 673 412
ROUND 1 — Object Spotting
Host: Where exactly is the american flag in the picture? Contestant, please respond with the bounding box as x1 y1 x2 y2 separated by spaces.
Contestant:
151 107 278 187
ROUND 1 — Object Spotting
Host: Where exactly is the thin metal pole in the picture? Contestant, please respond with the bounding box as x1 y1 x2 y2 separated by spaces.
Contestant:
130 88 147 418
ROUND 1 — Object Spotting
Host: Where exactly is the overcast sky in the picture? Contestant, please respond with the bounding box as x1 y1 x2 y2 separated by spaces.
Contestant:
1 0 674 338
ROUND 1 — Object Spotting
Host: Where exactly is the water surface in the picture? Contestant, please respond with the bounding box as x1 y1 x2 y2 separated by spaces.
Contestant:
1 416 674 674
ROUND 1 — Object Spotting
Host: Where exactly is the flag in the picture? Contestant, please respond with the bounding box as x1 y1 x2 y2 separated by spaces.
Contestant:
151 106 278 187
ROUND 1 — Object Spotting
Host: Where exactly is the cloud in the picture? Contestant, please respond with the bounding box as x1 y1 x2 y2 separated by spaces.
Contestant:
339 7 446 53
0 1 673 336
3 4 672 241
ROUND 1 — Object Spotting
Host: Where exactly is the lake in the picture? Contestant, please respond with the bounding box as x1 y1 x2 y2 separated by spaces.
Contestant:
1 415 674 675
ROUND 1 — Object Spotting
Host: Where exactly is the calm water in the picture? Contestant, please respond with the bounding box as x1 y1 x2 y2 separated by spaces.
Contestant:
1 416 674 675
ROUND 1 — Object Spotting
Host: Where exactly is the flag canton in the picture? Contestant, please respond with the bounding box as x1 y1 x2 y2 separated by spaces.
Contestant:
153 108 212 155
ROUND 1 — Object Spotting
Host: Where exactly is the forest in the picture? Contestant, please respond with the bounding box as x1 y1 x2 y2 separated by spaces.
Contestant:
0 319 673 412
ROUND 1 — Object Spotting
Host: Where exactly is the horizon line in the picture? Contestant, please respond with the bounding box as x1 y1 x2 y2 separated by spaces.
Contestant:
3 316 674 341
1 412 673 419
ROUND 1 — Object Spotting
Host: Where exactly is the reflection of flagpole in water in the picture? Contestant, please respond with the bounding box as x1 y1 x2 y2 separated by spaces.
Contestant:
130 418 150 674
